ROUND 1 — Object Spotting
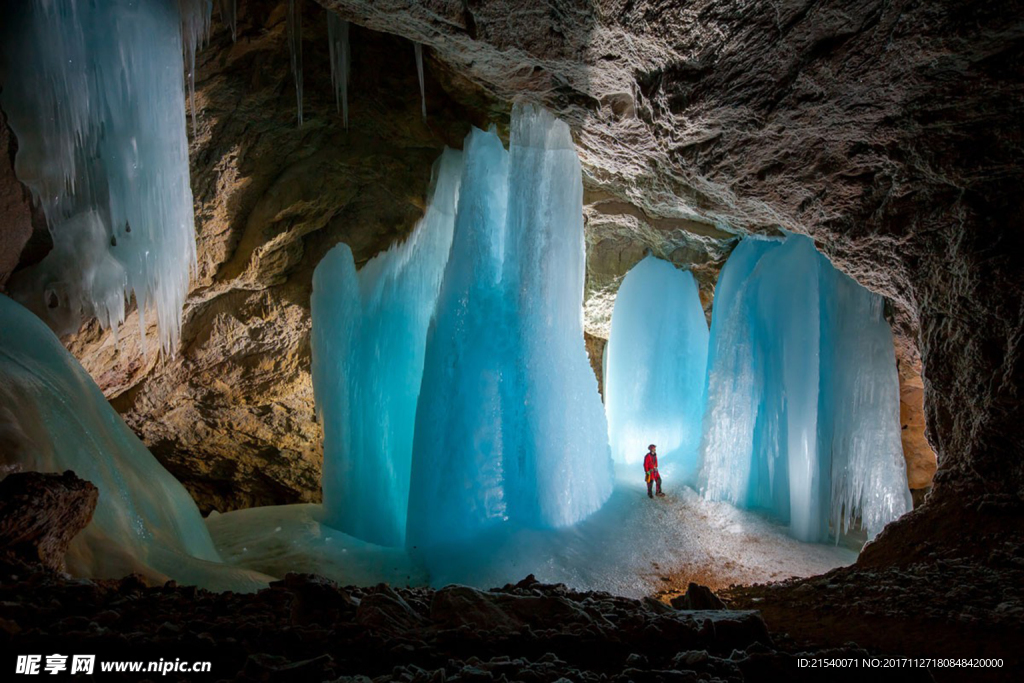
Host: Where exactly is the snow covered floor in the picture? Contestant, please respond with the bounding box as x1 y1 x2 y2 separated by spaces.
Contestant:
206 465 857 598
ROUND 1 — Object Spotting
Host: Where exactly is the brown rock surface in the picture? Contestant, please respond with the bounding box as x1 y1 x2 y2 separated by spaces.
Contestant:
0 470 98 572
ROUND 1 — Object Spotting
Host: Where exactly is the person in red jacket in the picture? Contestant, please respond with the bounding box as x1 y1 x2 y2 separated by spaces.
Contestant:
644 444 663 498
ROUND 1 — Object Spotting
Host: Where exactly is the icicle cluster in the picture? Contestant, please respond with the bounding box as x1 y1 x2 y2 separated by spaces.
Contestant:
327 13 351 128
699 235 912 541
0 0 203 355
604 256 709 484
218 0 237 42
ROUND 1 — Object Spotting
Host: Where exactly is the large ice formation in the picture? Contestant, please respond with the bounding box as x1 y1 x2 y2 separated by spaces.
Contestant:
407 107 614 549
0 295 267 592
312 150 463 548
603 256 709 484
0 0 201 355
699 235 912 541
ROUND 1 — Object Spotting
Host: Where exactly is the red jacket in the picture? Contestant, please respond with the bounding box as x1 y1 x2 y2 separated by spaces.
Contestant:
643 452 658 474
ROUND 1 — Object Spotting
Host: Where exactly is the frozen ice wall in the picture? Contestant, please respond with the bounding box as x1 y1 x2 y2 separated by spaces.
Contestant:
604 256 709 483
407 106 613 549
313 150 463 548
0 0 200 355
699 235 911 542
0 295 267 592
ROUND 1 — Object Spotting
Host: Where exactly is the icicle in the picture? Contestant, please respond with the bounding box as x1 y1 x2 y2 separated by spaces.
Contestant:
414 42 427 121
287 0 303 126
218 0 237 42
327 13 350 128
179 0 214 138
1 0 200 356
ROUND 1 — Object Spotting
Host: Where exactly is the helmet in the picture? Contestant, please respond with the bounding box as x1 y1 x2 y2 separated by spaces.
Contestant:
648 444 656 450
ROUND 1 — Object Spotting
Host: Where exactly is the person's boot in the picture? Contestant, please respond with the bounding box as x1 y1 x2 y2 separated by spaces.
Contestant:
648 488 654 499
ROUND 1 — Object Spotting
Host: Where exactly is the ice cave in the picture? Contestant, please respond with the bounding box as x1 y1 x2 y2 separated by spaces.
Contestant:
0 0 1020 679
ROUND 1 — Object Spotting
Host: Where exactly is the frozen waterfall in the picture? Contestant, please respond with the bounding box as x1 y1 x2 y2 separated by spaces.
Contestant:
698 235 912 542
0 0 200 355
604 256 709 484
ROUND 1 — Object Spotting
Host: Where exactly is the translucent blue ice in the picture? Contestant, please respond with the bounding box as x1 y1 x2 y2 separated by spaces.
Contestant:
604 256 709 484
312 150 463 548
699 235 911 542
0 0 202 355
407 106 613 550
0 295 267 592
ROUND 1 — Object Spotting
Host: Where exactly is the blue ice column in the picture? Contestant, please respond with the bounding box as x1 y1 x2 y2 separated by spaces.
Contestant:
501 104 614 529
699 235 910 542
604 256 709 484
0 295 266 592
407 127 511 547
313 150 463 547
407 106 613 547
0 0 203 354
699 238 782 505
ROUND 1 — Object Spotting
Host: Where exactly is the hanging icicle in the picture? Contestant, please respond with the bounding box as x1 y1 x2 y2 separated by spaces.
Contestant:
218 0 237 42
327 13 351 128
179 0 214 137
287 0 304 126
414 42 427 121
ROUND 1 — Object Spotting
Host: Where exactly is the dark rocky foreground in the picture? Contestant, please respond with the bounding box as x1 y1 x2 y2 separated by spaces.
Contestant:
0 567 930 683
0 475 1019 683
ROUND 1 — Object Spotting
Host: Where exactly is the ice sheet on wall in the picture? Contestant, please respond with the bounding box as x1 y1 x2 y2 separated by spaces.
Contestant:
0 295 267 592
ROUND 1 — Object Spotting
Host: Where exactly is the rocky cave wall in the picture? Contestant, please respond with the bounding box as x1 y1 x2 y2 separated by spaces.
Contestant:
6 0 1007 526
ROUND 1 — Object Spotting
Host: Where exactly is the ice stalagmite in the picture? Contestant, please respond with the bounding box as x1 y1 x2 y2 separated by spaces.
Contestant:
503 105 614 529
604 256 709 484
407 128 510 547
313 150 463 548
0 0 199 355
0 295 267 592
407 107 613 548
327 13 351 128
699 235 911 542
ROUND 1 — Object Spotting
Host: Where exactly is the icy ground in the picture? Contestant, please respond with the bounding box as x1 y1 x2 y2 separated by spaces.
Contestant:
207 463 857 598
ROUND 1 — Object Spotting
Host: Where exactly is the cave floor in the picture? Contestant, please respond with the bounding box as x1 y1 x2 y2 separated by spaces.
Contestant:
207 472 857 598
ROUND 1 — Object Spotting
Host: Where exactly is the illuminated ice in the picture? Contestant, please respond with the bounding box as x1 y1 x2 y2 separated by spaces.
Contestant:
699 235 911 541
0 0 199 355
0 295 267 592
407 107 613 550
604 256 709 484
312 150 463 548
